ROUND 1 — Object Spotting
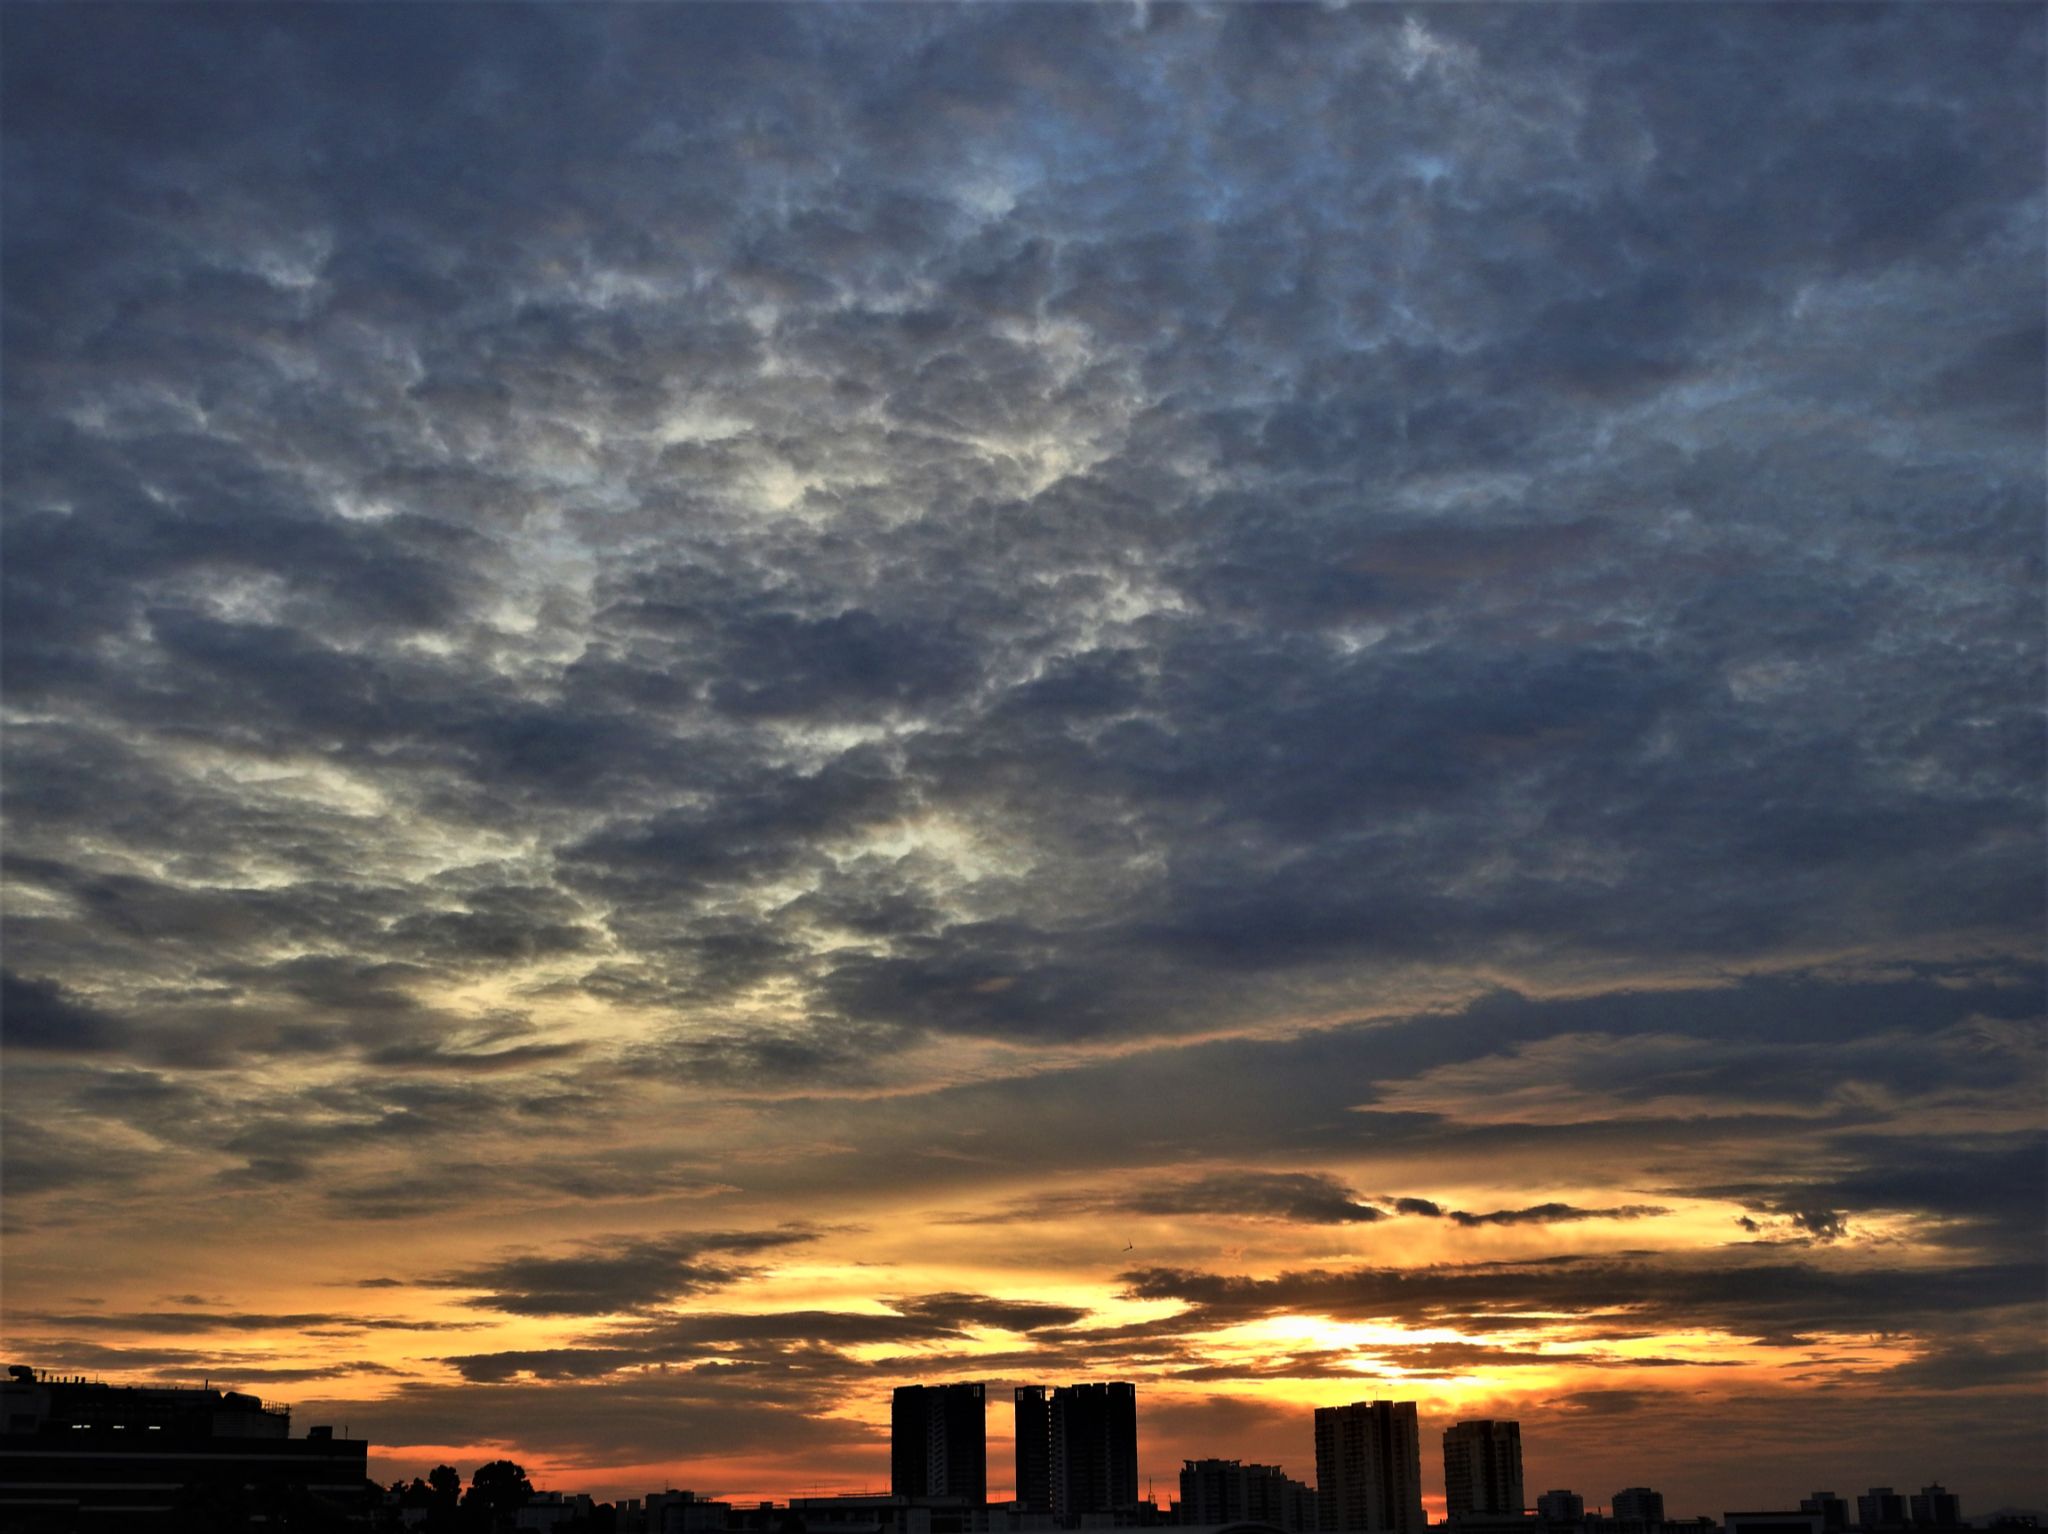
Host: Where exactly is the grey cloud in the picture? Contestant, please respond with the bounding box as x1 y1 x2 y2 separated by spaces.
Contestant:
362 1040 588 1073
1118 1255 2046 1348
297 1371 879 1471
430 1228 817 1316
440 1311 960 1384
889 1293 1091 1333
17 1310 478 1335
5 4 2035 1089
1677 1132 2048 1259
1441 1203 1670 1228
326 1154 735 1221
0 971 132 1053
962 1172 1387 1228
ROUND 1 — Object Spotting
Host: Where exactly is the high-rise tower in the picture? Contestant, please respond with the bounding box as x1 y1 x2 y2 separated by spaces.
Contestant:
891 1382 987 1502
1049 1382 1138 1520
1314 1401 1425 1534
1443 1420 1524 1518
1014 1386 1051 1514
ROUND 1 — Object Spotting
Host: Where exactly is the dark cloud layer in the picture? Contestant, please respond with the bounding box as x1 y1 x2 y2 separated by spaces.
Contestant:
3 3 2038 1072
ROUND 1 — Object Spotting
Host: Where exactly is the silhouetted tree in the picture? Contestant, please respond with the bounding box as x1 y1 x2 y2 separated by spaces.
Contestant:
427 1464 464 1530
463 1459 534 1531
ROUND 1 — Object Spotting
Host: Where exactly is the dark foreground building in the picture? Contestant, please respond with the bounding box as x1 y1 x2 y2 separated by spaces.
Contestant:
1013 1381 1140 1523
1015 1387 1052 1514
0 1365 370 1530
1049 1382 1139 1522
1443 1421 1524 1520
892 1382 988 1503
1314 1401 1424 1534
1181 1458 1319 1532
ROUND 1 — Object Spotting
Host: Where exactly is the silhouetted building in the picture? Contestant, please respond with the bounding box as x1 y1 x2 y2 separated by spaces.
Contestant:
520 1490 599 1531
1181 1460 1318 1532
1050 1383 1139 1521
1017 1388 1053 1515
893 1383 988 1503
1540 1493 1587 1526
1613 1491 1666 1529
1314 1401 1424 1534
1723 1514 1822 1534
1444 1422 1524 1518
0 1365 370 1529
1911 1488 1962 1529
1858 1492 1908 1531
789 1493 984 1534
1799 1495 1848 1533
643 1489 737 1534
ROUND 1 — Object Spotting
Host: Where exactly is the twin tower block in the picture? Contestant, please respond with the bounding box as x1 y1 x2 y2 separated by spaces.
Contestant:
892 1382 1140 1520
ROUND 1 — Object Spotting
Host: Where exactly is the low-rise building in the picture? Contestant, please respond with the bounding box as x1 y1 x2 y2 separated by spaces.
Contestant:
0 1364 370 1529
1722 1512 1824 1534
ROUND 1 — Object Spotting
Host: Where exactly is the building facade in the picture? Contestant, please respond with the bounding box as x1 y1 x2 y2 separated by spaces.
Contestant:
1180 1459 1318 1532
1912 1486 1962 1528
1611 1490 1666 1528
1016 1388 1052 1515
1797 1494 1848 1533
1443 1421 1524 1519
892 1383 988 1503
1049 1383 1139 1522
1313 1402 1424 1534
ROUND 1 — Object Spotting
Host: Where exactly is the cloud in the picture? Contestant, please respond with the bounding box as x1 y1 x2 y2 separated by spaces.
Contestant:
1118 1254 2045 1347
889 1293 1092 1333
1439 1203 1670 1228
428 1229 818 1316
0 971 133 1053
0 1 2041 1505
18 1311 482 1335
962 1172 1389 1228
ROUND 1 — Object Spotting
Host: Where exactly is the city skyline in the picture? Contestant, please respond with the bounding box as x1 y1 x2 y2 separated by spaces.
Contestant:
2 1 2043 1519
0 1365 2008 1530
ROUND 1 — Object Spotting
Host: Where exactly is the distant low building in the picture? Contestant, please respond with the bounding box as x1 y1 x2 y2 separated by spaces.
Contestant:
1913 1488 1963 1529
1860 1491 1909 1531
788 1492 982 1534
1181 1459 1318 1532
1539 1493 1587 1526
1613 1491 1666 1529
1723 1512 1824 1534
0 1364 370 1530
519 1490 599 1530
643 1489 738 1534
1799 1495 1849 1533
1449 1515 1535 1534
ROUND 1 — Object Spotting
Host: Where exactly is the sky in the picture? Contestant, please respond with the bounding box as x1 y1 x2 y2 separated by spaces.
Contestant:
2 0 2043 1517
